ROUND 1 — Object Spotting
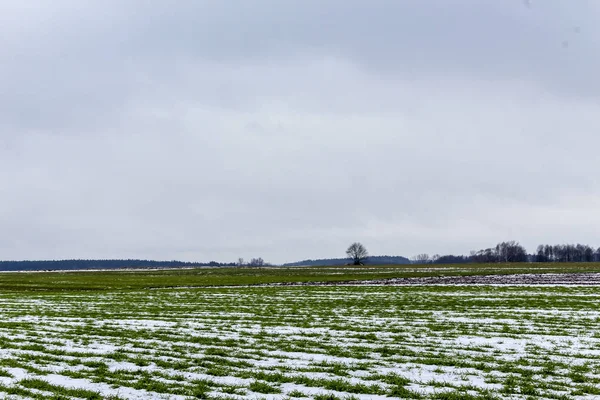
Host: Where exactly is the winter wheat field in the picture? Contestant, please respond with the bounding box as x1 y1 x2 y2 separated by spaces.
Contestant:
1 265 600 400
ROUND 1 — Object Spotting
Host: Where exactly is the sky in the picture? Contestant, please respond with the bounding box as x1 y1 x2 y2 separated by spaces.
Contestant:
1 0 600 264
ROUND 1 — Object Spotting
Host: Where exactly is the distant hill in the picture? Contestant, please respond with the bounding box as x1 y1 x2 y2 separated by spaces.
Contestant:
0 259 235 272
283 255 411 267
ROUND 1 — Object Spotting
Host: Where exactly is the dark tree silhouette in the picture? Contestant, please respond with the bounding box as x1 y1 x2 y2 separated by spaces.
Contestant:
411 254 430 264
346 242 369 265
248 257 265 267
495 241 528 262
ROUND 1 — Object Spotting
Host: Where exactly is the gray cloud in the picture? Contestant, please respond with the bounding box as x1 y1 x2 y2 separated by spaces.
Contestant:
1 1 599 263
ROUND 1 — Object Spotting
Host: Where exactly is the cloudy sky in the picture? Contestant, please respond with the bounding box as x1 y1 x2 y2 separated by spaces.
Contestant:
1 0 599 263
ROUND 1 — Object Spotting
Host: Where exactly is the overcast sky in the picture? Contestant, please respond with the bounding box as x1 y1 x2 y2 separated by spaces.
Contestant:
1 1 599 263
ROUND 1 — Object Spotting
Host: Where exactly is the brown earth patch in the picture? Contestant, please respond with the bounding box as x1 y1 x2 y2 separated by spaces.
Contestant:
269 273 600 286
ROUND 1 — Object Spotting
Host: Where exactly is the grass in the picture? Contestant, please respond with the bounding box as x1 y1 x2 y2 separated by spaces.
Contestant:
1 262 600 291
0 265 599 398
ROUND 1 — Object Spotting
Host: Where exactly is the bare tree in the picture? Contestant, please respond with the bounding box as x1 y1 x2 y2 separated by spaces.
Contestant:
470 248 497 263
237 258 245 267
411 254 430 264
346 242 369 265
248 257 265 267
584 246 595 262
535 245 547 262
495 241 527 263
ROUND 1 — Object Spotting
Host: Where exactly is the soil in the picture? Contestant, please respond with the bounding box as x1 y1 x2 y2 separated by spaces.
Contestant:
271 273 600 286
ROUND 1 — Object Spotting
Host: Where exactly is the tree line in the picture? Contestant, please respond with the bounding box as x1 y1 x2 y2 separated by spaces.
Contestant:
0 259 237 272
534 244 599 263
236 257 272 267
412 241 600 264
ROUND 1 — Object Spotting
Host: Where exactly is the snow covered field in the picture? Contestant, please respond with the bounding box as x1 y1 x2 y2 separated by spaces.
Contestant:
0 285 599 399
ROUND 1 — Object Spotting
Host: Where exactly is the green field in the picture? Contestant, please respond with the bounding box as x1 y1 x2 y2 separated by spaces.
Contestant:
0 265 599 399
2 263 600 291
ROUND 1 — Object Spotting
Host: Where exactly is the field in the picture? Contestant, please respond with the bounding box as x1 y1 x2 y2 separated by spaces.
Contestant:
2 263 600 290
1 265 600 399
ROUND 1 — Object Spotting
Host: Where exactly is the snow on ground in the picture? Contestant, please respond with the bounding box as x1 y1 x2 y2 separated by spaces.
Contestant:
1 285 600 399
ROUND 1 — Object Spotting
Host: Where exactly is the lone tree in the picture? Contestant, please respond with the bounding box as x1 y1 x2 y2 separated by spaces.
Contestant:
346 242 369 265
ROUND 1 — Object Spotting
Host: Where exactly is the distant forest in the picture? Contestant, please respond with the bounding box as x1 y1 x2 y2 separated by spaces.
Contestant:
286 241 600 266
3 241 600 272
283 255 411 267
414 241 600 264
0 259 236 272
